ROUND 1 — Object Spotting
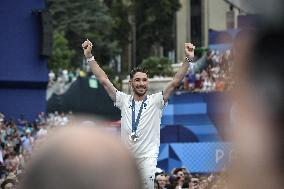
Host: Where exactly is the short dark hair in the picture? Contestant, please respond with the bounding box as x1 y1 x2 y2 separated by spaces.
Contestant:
130 67 148 79
173 168 184 175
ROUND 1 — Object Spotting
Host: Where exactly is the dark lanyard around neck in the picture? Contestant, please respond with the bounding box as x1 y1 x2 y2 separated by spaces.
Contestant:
131 96 147 133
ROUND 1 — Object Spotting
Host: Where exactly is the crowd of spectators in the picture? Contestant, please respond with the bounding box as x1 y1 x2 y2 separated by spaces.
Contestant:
183 49 234 93
48 68 86 87
154 167 227 189
0 111 71 189
0 111 228 189
47 68 87 98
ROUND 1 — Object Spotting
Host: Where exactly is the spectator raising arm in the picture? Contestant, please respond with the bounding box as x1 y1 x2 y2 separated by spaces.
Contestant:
163 43 195 102
82 39 117 101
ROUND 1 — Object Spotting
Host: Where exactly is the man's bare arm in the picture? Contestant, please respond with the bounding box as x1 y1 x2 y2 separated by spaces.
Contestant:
82 39 116 101
163 43 195 102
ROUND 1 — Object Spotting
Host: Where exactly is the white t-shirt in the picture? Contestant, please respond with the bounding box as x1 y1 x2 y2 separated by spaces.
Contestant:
115 91 165 158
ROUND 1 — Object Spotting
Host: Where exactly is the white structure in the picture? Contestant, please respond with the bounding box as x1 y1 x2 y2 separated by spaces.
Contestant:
122 77 172 94
176 0 243 62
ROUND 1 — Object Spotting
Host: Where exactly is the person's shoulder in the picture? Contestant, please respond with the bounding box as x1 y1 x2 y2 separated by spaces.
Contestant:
116 90 130 97
148 92 163 100
149 91 163 97
116 91 131 102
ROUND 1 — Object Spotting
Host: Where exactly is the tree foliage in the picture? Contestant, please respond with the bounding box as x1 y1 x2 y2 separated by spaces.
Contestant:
48 31 75 72
102 0 181 67
134 0 181 65
141 56 173 78
46 0 119 67
107 0 131 47
46 0 181 76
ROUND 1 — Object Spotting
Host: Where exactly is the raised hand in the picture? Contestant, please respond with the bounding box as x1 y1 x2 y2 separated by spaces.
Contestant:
82 39 93 58
184 43 195 60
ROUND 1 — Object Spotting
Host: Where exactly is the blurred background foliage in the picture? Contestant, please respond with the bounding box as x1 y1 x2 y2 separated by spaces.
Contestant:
48 31 75 73
141 56 173 78
46 0 181 77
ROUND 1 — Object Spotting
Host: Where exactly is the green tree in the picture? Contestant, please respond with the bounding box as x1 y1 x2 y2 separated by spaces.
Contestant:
141 56 173 78
103 0 132 74
107 0 131 48
104 0 181 71
134 0 181 65
46 0 180 74
46 0 120 67
48 31 75 72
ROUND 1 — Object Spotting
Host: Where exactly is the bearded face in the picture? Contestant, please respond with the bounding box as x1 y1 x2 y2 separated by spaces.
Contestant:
130 72 148 97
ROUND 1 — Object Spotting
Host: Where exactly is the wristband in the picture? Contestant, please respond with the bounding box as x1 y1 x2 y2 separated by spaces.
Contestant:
86 56 95 63
185 56 194 62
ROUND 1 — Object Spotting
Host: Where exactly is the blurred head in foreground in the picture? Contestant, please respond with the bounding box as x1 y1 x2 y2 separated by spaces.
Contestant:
229 9 284 189
20 126 142 189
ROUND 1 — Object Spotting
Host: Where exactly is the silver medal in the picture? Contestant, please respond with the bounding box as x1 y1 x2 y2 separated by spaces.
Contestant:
129 132 138 142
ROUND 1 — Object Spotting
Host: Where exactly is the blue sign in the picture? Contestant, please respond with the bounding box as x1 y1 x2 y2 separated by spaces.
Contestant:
158 142 232 173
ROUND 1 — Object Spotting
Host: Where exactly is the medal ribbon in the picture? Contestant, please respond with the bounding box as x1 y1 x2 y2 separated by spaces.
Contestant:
131 96 147 134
